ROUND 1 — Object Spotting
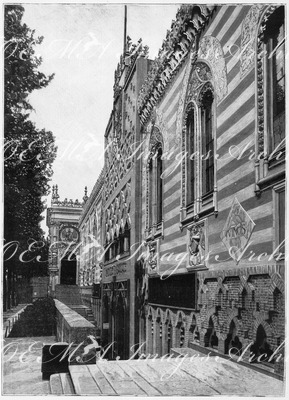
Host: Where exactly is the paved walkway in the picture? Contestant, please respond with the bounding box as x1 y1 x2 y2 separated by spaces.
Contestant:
2 336 56 395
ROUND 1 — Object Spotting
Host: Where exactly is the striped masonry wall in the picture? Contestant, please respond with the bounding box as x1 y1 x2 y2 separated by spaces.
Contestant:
140 4 285 371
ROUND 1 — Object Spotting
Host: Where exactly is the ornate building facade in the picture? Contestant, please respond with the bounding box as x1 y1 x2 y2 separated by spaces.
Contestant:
78 170 104 328
137 4 285 374
99 38 150 359
55 4 285 375
46 185 86 293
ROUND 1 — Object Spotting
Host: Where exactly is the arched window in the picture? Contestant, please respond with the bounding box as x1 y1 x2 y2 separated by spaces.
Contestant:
204 317 218 348
124 222 130 252
255 6 285 195
114 233 119 257
148 157 153 229
186 106 195 205
119 228 124 254
181 62 216 225
188 316 197 345
146 127 164 239
156 148 163 224
250 324 273 363
200 88 214 196
264 6 285 156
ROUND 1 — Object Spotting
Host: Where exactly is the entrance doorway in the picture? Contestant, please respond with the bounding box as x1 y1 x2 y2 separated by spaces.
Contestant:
102 280 129 360
114 294 126 359
60 253 76 285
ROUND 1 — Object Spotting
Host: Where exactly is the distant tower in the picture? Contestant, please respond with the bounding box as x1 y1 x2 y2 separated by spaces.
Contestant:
46 186 87 294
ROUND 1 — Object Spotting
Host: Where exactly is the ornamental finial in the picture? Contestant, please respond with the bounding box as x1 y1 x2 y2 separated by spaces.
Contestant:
83 186 88 203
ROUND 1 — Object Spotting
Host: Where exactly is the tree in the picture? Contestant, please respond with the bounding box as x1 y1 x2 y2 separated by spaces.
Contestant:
4 5 57 310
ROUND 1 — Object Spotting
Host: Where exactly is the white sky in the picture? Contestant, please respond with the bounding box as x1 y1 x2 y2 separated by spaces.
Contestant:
21 2 180 233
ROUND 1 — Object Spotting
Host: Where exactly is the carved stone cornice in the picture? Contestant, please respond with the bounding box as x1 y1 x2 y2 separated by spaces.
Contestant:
79 168 104 226
51 198 84 208
137 5 216 125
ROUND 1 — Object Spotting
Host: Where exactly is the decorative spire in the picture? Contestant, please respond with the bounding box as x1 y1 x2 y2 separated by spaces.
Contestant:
83 186 88 203
51 184 59 204
50 185 84 208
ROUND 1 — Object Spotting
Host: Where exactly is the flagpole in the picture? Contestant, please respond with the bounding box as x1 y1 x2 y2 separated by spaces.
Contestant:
123 4 127 57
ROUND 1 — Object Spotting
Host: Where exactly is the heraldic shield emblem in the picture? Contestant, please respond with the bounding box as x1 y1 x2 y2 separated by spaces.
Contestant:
220 197 255 264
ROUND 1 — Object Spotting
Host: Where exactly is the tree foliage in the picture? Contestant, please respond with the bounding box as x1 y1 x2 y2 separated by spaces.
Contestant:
4 5 57 280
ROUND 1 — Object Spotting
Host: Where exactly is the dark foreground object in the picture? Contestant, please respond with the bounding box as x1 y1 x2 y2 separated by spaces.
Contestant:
42 344 69 380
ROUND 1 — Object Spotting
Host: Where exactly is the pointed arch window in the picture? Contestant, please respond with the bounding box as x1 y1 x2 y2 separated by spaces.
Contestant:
255 6 285 194
264 6 285 157
181 62 216 226
148 157 153 228
156 148 163 224
124 222 130 252
113 232 119 257
103 221 130 263
273 182 285 260
119 228 124 254
200 88 214 196
186 105 195 205
146 127 164 239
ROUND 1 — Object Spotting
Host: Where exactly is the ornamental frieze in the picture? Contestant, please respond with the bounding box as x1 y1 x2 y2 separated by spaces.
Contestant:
103 263 127 278
185 63 213 106
198 36 227 102
240 5 264 77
